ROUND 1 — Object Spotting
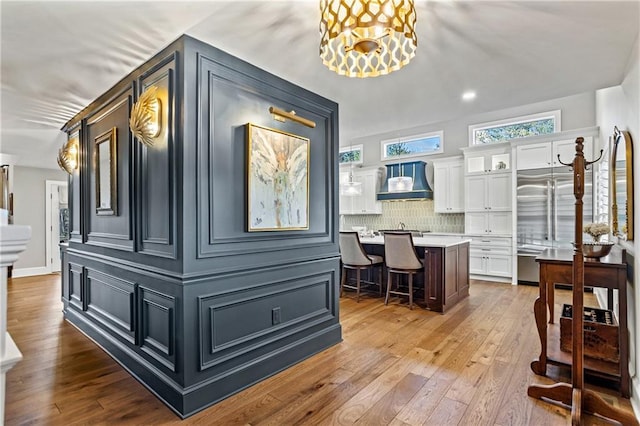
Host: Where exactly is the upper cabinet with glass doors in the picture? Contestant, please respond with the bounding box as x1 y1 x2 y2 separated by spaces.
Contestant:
462 143 511 175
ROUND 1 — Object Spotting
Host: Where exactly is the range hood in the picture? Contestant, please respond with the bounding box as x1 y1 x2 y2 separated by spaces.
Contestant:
377 161 433 201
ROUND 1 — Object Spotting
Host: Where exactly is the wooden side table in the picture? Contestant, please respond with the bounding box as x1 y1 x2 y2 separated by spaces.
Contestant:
530 247 629 397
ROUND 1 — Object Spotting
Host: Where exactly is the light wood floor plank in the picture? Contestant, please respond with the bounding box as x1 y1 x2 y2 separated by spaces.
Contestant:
5 274 636 425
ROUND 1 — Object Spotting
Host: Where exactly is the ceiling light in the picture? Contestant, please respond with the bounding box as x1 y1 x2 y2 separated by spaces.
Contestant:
319 0 417 78
462 91 477 101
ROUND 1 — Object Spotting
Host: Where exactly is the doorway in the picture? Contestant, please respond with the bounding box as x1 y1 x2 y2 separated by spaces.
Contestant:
45 180 68 273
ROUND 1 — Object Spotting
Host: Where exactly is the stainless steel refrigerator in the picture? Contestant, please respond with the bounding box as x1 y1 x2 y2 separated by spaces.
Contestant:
516 167 593 283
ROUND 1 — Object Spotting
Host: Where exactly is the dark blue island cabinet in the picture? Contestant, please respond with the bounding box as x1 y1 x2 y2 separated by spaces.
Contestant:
59 35 341 418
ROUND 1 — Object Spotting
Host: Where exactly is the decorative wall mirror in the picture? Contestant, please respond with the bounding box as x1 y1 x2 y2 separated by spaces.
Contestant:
94 127 118 216
611 126 633 240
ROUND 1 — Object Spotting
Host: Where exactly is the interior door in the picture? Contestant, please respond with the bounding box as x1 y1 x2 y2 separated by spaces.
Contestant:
50 185 61 272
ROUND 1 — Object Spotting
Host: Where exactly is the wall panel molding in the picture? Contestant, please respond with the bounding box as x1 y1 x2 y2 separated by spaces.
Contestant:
139 286 177 372
68 262 85 311
137 52 179 259
195 54 337 261
85 85 135 252
197 269 335 371
85 268 137 344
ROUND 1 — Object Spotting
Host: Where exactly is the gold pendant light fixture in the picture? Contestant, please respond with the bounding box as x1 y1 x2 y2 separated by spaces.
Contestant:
319 0 417 78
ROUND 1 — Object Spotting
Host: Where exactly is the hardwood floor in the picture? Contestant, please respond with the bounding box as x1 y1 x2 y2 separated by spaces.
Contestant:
5 274 636 425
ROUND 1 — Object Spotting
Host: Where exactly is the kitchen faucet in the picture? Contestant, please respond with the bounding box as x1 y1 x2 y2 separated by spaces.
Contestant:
398 222 406 230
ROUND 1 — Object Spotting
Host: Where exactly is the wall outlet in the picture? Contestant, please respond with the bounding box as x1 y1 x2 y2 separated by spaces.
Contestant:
272 307 281 325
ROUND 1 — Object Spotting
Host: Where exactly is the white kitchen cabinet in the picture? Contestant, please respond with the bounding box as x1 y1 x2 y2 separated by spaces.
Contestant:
465 211 511 235
467 236 512 278
515 143 551 169
516 136 593 170
554 137 593 165
462 143 513 245
339 168 383 215
465 173 510 212
470 253 512 277
433 158 463 213
465 147 510 175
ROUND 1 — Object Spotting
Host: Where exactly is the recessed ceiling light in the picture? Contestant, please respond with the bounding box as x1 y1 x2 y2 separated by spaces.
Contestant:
462 91 476 101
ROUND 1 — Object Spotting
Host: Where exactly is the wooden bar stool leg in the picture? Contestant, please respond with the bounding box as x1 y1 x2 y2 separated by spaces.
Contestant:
340 266 346 297
356 268 361 302
385 270 392 305
408 273 413 310
378 265 383 296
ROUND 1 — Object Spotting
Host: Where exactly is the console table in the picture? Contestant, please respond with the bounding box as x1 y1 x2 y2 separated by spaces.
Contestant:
530 247 629 397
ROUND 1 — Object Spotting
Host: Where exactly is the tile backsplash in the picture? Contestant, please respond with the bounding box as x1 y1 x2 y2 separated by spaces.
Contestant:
340 200 464 233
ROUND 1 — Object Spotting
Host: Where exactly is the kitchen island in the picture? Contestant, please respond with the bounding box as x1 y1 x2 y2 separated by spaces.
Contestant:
360 235 471 313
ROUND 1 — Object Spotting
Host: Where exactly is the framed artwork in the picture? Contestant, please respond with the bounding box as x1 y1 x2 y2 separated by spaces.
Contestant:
247 123 309 231
94 127 118 216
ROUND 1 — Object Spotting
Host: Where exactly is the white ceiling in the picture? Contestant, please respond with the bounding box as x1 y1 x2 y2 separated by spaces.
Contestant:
1 1 639 169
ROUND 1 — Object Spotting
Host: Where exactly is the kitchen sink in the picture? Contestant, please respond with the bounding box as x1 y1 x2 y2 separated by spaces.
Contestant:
378 229 426 238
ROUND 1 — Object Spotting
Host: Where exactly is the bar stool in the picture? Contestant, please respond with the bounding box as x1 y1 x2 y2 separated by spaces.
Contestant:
339 231 384 302
384 232 423 310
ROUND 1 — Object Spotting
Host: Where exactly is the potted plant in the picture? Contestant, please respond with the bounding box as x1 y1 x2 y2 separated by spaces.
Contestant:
583 222 613 258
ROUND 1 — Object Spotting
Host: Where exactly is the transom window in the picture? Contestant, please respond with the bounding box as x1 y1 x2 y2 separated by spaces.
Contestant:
469 110 560 145
339 144 363 165
381 131 443 160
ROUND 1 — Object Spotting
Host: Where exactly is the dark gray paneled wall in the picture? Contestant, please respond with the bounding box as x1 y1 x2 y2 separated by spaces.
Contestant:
85 85 134 251
60 35 341 418
188 37 338 274
138 53 178 259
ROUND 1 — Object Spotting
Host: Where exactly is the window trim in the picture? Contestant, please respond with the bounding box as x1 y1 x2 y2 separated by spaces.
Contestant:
339 144 364 166
468 110 561 146
381 130 444 161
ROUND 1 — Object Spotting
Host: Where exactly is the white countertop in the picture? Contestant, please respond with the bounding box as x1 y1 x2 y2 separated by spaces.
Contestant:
358 235 471 248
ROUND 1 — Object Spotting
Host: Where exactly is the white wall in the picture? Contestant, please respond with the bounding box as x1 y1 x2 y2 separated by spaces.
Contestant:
596 33 640 415
11 166 67 272
346 91 596 167
621 34 640 416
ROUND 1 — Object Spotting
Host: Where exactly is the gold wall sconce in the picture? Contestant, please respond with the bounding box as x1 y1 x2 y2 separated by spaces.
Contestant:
269 106 316 128
57 134 79 175
130 86 162 146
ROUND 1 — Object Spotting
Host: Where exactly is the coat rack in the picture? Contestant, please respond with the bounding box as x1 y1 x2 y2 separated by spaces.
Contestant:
527 137 638 425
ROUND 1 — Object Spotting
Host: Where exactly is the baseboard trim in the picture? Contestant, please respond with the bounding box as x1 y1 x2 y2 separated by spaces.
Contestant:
11 266 49 277
470 274 511 283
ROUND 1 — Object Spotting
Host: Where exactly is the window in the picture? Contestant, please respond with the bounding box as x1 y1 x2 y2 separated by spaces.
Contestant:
469 110 560 146
381 131 443 160
339 144 363 165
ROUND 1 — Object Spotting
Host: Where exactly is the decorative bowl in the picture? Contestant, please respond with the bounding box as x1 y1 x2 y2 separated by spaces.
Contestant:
582 242 614 259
